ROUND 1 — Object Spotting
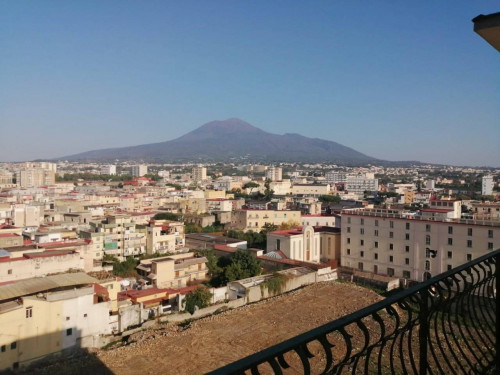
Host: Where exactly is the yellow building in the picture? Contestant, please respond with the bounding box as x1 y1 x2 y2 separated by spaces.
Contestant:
0 273 109 372
231 209 302 232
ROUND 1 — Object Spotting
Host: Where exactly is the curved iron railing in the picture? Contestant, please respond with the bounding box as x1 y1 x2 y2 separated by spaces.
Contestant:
208 249 499 375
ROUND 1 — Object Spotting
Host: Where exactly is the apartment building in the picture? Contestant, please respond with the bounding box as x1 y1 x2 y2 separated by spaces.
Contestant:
341 208 500 282
482 175 494 196
136 219 185 255
325 172 348 184
101 165 116 175
131 165 148 177
291 184 330 196
471 201 500 221
85 214 146 261
136 252 208 288
345 175 379 195
266 167 282 182
231 209 301 232
192 165 207 182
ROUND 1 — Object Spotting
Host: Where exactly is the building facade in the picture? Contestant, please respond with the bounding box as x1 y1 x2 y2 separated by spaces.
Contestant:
341 208 500 282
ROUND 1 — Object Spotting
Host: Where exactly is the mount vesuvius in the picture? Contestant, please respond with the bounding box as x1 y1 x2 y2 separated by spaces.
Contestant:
60 118 378 163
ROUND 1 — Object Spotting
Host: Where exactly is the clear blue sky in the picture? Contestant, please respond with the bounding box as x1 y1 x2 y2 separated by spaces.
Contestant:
1 1 499 166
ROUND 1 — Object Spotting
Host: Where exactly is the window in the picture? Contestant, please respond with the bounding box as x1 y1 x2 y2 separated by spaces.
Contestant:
488 242 493 250
467 254 472 262
360 218 364 225
374 241 378 248
467 228 473 236
84 313 88 318
447 265 452 271
405 245 410 253
425 235 431 245
66 317 70 321
66 328 73 336
387 268 394 277
448 238 453 246
426 224 431 232
426 248 431 258
11 342 16 350
448 226 453 234
390 221 394 228
389 243 394 250
467 240 472 248
405 234 410 240
374 230 378 236
276 239 280 251
389 255 393 263
389 232 394 238
447 251 452 259
405 258 409 265
347 217 351 224
360 228 364 235
25 307 32 319
346 249 350 255
358 262 363 271
375 220 379 227
488 230 493 238
347 238 350 244
406 223 410 230
7 269 12 275
403 270 411 279
374 253 378 260
425 260 430 271
360 251 364 258
360 240 364 246
374 265 378 274
1 345 5 352
347 227 351 233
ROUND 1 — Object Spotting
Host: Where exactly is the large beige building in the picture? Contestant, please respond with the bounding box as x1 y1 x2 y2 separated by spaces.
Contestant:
341 208 500 282
266 167 282 182
231 209 301 232
291 184 330 196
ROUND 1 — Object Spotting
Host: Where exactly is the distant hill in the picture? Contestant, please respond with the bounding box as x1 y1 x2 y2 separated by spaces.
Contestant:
60 118 380 163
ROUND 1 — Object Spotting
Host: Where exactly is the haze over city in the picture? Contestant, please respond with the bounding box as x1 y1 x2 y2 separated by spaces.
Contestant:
1 1 499 166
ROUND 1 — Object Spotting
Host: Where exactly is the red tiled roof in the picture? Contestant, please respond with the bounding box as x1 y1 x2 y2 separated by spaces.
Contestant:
0 233 20 238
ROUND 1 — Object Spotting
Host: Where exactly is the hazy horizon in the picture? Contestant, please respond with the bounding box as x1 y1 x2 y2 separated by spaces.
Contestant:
1 2 499 167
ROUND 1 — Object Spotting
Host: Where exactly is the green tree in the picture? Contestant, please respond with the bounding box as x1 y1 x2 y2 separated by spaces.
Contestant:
153 212 182 221
318 195 341 204
184 287 212 314
243 182 260 189
112 257 139 277
263 179 274 201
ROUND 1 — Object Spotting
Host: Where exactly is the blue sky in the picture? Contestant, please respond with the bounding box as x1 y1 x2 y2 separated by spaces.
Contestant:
1 1 499 166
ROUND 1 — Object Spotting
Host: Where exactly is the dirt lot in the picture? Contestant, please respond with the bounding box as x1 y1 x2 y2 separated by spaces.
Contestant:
25 281 383 375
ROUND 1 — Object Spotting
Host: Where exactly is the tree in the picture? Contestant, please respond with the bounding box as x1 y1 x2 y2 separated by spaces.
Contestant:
243 182 260 189
264 179 274 201
318 195 341 204
153 212 182 221
184 287 212 314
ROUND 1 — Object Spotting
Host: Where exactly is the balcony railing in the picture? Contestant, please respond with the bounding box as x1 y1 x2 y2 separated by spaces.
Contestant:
209 249 499 374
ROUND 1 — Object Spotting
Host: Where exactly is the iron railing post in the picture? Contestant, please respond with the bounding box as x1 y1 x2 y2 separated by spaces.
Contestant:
419 288 429 375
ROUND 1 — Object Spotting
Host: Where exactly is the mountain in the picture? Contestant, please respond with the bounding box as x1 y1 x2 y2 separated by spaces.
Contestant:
60 118 379 163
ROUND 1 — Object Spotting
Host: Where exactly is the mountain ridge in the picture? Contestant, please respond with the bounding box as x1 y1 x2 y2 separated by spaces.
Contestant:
60 118 380 163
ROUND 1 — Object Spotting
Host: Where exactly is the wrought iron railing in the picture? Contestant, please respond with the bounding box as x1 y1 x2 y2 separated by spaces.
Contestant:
209 249 499 374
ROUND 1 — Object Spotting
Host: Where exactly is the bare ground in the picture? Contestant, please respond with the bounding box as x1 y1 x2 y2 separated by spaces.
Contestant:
94 281 383 375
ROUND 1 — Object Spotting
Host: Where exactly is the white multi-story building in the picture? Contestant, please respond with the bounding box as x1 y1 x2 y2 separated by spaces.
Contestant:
325 172 348 184
345 175 379 195
192 165 207 182
101 165 116 175
131 165 148 177
266 167 282 182
341 208 500 282
482 175 493 196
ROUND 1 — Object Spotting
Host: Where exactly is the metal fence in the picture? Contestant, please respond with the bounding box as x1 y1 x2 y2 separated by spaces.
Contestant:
209 249 499 374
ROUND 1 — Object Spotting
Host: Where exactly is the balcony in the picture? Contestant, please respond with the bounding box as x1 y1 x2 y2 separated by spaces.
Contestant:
209 249 499 374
